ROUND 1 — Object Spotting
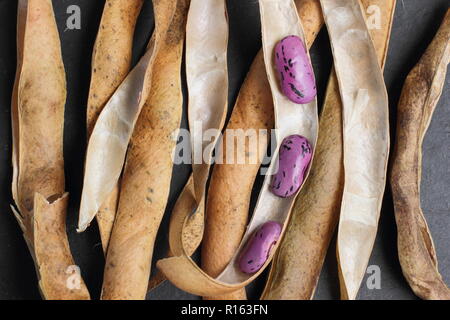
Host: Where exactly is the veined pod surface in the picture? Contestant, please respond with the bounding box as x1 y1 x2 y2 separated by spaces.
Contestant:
239 222 282 274
101 0 190 300
11 0 90 299
275 36 316 104
261 0 396 300
87 0 144 252
320 0 390 300
270 135 312 198
391 9 450 300
157 0 318 297
198 0 323 300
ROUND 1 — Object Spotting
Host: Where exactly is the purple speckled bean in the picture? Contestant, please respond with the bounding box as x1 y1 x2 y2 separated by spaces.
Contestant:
270 135 312 198
275 35 316 104
239 221 282 274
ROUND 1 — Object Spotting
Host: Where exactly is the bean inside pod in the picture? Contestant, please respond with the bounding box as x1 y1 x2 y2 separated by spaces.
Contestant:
270 135 312 198
238 221 282 274
275 35 317 104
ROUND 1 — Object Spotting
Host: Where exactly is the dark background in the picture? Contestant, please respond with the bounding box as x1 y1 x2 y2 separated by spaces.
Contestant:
0 0 448 300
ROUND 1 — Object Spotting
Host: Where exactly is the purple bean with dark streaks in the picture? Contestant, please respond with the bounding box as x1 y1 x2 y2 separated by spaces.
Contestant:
238 221 282 274
270 135 312 198
275 35 316 104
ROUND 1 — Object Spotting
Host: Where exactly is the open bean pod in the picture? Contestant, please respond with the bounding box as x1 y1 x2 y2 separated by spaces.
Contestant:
321 0 390 300
157 0 318 296
77 0 174 233
101 0 190 300
86 0 144 252
262 0 396 300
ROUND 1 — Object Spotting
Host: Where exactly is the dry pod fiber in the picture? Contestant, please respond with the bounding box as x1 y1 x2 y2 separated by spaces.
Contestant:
87 0 144 252
11 0 89 299
157 0 318 297
101 0 190 300
320 0 390 300
77 0 165 233
391 9 450 300
261 0 396 300
148 0 231 294
200 0 323 300
148 0 229 295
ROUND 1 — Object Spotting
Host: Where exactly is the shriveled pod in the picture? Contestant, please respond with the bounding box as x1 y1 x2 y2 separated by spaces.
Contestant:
391 9 450 300
77 0 166 233
194 0 324 300
261 0 396 300
320 0 390 300
101 0 190 300
86 0 144 252
11 0 89 299
157 0 319 297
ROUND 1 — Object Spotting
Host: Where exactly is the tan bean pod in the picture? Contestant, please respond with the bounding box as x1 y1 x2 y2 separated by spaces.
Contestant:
261 0 396 300
201 0 323 300
87 0 144 252
157 0 319 297
101 0 190 300
77 0 168 233
11 0 89 300
391 9 450 300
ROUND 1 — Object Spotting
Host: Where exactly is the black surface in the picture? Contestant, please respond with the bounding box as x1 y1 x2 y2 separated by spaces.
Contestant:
0 0 449 300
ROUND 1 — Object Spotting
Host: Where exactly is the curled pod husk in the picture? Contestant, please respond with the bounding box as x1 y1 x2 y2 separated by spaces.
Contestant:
157 0 318 297
261 0 396 300
87 0 144 252
391 9 450 300
320 0 390 300
201 0 323 300
101 0 190 300
11 0 89 299
77 0 168 233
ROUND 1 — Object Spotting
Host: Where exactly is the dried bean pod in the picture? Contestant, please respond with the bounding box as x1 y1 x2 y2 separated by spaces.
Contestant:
261 0 396 300
11 0 90 300
391 9 450 300
87 0 144 252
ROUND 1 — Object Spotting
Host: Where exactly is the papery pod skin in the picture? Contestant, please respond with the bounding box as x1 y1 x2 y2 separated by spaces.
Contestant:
261 0 396 301
320 0 390 300
156 0 319 297
101 0 190 300
201 0 323 300
87 0 144 253
391 9 450 300
11 0 90 300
